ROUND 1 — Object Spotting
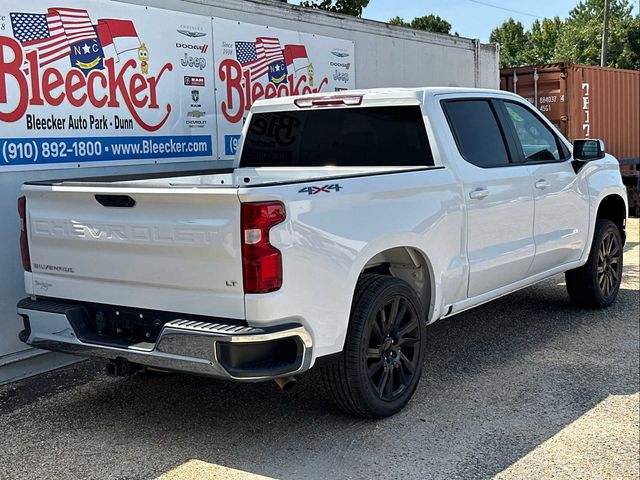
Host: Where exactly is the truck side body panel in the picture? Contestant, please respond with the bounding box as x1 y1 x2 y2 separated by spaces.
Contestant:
240 167 465 359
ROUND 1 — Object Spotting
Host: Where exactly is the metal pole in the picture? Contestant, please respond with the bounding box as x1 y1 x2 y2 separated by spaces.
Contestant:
601 0 610 67
534 69 539 108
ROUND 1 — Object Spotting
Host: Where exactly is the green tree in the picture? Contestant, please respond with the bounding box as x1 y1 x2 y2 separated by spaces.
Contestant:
389 16 409 27
409 14 451 34
528 17 563 64
618 16 640 70
490 18 531 67
299 0 370 17
388 14 453 34
554 0 637 68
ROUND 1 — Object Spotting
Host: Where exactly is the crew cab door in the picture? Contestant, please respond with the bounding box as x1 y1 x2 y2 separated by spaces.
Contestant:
442 98 535 298
498 100 590 274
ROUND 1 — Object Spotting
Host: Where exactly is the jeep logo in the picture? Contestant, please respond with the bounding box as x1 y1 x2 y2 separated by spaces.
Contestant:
181 53 206 70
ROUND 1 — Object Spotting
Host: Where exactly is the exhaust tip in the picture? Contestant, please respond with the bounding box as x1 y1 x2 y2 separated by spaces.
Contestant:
274 376 297 391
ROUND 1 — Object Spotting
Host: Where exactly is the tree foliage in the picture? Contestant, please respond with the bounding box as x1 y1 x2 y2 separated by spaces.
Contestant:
528 17 563 64
299 0 370 17
491 0 639 69
489 19 530 67
388 14 452 34
389 16 408 27
555 0 637 69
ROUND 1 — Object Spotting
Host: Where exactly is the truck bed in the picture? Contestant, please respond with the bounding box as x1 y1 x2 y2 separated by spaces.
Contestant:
25 166 424 190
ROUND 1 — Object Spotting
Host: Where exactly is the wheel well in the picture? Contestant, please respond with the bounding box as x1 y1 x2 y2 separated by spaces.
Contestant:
361 247 433 320
597 195 626 239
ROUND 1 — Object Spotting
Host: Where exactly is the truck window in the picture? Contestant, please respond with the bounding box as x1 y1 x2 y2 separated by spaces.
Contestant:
502 101 567 162
239 106 434 167
442 100 510 168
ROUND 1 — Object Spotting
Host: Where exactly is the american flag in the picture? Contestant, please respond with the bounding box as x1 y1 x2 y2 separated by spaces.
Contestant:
10 11 70 67
235 37 285 80
52 8 98 45
10 8 97 68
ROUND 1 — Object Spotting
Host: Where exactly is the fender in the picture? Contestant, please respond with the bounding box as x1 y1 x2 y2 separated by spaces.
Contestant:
345 232 462 326
579 156 628 264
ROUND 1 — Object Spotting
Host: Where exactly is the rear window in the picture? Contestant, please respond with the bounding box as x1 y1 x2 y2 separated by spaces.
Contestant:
239 106 434 167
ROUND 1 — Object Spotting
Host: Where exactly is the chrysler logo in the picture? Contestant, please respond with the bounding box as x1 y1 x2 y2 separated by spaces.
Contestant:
177 29 207 38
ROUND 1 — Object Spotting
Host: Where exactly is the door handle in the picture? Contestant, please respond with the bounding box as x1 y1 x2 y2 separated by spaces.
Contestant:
469 188 489 200
535 179 551 190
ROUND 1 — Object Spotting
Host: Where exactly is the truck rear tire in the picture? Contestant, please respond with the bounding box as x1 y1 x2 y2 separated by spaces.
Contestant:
565 219 623 309
321 274 426 418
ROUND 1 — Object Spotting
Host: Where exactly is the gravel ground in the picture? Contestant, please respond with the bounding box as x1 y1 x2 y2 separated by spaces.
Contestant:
1 220 638 480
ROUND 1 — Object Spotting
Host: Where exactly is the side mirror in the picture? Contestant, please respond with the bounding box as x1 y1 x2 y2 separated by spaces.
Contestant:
573 139 605 161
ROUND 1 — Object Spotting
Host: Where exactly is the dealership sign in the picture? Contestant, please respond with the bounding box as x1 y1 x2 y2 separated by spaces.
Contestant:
0 0 214 169
0 1 355 169
213 18 355 158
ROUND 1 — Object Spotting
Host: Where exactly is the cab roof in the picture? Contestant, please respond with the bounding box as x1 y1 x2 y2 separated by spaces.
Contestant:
250 87 524 112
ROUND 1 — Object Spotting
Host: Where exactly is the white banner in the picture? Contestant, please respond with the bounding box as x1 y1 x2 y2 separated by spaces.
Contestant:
213 18 355 159
0 0 215 170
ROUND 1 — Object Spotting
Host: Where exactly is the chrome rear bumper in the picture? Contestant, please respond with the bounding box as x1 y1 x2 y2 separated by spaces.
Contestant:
17 298 312 381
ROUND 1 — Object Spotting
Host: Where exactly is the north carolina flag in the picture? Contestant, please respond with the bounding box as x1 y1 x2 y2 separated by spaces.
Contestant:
283 44 309 73
96 18 140 61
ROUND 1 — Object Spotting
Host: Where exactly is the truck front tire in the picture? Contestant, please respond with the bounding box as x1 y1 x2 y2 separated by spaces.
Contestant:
321 274 426 418
566 219 624 309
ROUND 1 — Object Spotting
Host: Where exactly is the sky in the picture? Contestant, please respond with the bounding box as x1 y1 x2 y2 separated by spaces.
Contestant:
361 0 640 42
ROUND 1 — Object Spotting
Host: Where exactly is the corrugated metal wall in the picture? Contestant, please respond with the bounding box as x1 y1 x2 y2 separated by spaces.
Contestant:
568 65 640 162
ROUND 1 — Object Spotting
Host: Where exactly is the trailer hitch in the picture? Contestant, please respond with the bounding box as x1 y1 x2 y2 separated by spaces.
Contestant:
105 357 142 377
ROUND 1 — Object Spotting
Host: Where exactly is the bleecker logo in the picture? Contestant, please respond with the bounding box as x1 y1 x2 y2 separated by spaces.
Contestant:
220 37 329 123
176 43 209 54
1 10 173 131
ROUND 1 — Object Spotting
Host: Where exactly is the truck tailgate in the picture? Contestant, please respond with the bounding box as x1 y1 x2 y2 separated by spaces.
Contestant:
24 187 244 319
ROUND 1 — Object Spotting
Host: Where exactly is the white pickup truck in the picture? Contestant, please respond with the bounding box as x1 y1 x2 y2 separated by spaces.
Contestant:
17 87 627 418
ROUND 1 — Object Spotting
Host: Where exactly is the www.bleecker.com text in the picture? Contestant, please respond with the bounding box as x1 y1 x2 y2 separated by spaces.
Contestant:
25 114 134 131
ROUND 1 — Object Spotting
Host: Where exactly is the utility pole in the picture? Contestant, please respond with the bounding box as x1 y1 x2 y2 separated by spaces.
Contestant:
601 0 610 67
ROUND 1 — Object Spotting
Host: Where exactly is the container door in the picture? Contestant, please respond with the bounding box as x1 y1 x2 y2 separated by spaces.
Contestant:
499 100 589 274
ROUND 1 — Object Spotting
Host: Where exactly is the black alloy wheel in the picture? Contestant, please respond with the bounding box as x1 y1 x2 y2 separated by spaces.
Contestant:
321 274 426 418
365 296 421 402
566 219 624 308
596 229 621 298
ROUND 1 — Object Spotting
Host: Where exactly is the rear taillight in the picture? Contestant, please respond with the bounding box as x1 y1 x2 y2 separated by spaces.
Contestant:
241 202 285 293
17 196 31 272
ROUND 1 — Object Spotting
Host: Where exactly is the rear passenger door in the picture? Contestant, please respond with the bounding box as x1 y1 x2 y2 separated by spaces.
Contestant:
498 100 590 274
442 99 536 298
